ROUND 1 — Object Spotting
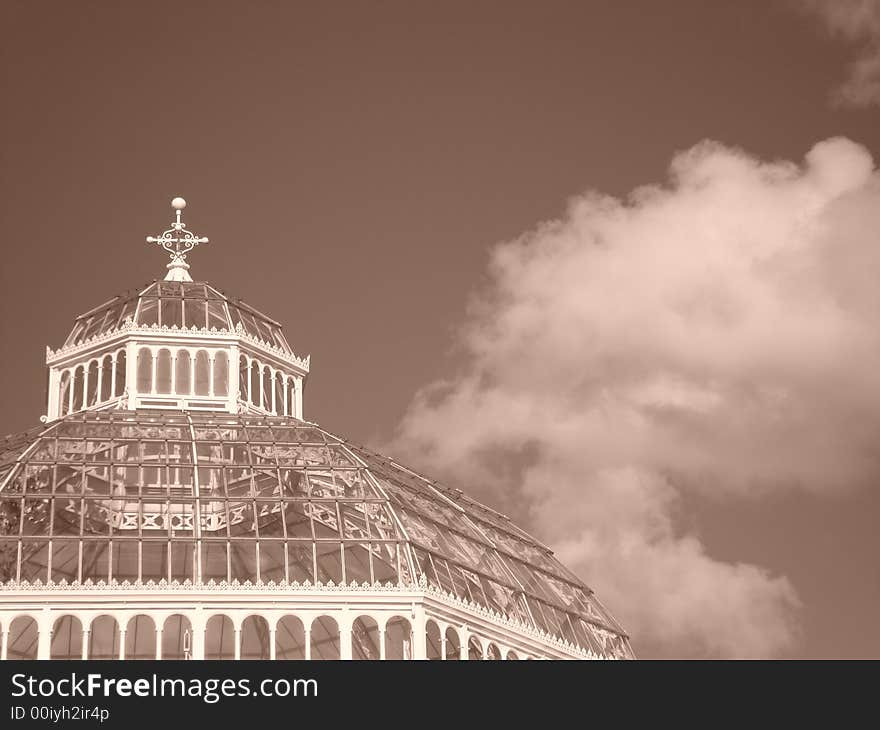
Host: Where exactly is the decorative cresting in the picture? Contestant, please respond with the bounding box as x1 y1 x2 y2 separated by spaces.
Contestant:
146 197 209 282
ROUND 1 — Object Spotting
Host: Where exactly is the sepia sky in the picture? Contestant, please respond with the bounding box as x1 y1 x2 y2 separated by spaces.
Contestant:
2 0 880 658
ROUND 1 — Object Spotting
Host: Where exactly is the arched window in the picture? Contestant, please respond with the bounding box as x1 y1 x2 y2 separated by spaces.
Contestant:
7 616 38 659
275 616 305 660
59 371 71 416
194 350 210 396
125 615 156 660
486 642 502 660
205 615 234 659
261 366 271 410
114 350 126 399
351 616 381 660
89 615 120 659
467 635 483 660
249 360 260 406
156 349 172 394
506 650 519 660
86 360 99 406
310 616 340 660
50 616 83 660
239 356 249 402
175 350 192 396
100 355 113 402
426 620 442 660
444 627 461 660
72 365 85 411
162 614 192 660
240 615 270 660
136 348 152 393
273 372 284 415
385 617 412 660
213 351 228 397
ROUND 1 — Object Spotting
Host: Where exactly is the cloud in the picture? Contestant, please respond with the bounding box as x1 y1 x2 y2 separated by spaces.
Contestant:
798 0 880 107
389 137 880 657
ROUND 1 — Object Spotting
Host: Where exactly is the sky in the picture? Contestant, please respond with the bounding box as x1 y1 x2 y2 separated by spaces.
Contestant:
2 0 880 658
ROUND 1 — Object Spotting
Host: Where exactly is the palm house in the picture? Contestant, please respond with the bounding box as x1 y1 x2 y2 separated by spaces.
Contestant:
0 199 634 661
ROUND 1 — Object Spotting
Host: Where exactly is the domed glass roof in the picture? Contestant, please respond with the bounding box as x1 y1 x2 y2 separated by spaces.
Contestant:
64 281 290 353
0 409 632 657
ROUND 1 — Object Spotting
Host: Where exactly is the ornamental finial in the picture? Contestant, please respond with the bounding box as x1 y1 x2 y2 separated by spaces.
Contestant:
146 197 209 282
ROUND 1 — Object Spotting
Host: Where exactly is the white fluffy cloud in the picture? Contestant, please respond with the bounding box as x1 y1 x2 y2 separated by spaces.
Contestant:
800 0 880 107
390 137 880 657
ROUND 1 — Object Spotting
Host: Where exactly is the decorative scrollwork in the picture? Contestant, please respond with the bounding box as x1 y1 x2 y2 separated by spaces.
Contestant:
145 197 208 281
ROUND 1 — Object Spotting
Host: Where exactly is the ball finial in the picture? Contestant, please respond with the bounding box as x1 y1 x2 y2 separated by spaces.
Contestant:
171 197 187 210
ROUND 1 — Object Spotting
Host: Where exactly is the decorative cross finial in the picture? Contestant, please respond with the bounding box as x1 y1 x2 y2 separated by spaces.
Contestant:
146 197 209 282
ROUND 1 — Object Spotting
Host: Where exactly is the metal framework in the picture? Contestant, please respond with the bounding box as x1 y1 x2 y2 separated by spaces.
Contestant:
0 198 634 660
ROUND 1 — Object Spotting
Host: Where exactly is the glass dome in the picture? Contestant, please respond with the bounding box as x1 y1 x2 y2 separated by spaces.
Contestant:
64 281 291 353
0 409 631 657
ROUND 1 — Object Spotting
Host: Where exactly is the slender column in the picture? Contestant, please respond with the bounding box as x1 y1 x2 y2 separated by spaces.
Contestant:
269 627 276 660
340 616 352 661
151 348 157 394
126 342 137 408
378 629 386 660
96 360 103 405
0 628 7 660
110 353 117 398
294 378 303 419
209 354 215 397
155 628 163 659
37 611 51 660
47 368 60 420
118 628 126 660
270 370 277 414
68 372 75 413
234 627 241 660
82 630 90 660
246 359 252 404
411 604 427 660
304 628 311 660
460 627 468 660
170 352 177 395
282 377 289 416
440 629 447 660
82 367 89 409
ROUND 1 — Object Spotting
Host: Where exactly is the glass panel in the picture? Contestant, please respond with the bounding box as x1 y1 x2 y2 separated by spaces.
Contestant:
385 617 412 660
426 620 441 660
175 350 192 396
88 615 119 659
240 615 270 660
194 351 210 396
206 300 227 330
162 614 192 659
155 349 172 394
7 616 38 659
161 296 182 328
100 356 113 402
275 615 305 659
444 627 460 660
114 351 126 399
261 367 271 410
183 298 207 329
50 615 83 660
205 615 234 659
125 615 156 660
72 366 84 411
138 297 159 327
213 351 228 398
467 635 483 660
310 616 339 660
351 616 380 660
136 349 152 393
86 360 99 407
59 371 71 415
